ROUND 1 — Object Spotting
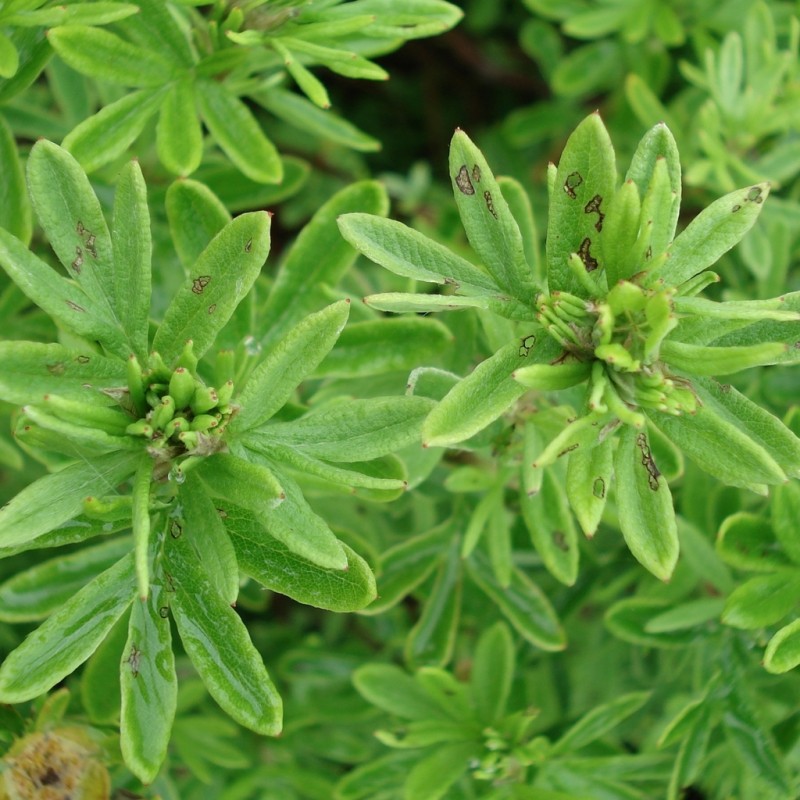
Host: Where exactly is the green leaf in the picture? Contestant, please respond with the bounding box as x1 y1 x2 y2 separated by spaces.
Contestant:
165 531 282 735
422 342 534 447
773 482 800 565
0 554 135 703
254 396 435 462
466 550 566 651
232 300 350 433
449 129 533 300
0 451 139 550
404 741 476 800
600 179 641 286
153 210 271 363
613 425 678 581
0 30 19 78
131 457 153 600
120 581 177 784
316 318 453 377
551 691 651 755
225 502 376 612
335 752 417 800
647 183 770 288
364 521 451 615
121 0 195 68
0 114 31 243
404 540 461 669
566 437 613 537
520 467 579 586
338 213 497 292
660 340 787 375
62 87 167 173
644 598 725 633
157 79 202 176
112 159 151 361
196 79 282 184
364 291 535 321
195 453 284 516
353 663 453 721
764 619 800 674
716 512 790 572
180 474 240 606
81 608 129 724
48 25 178 87
546 113 617 296
0 341 126 405
722 571 800 630
165 178 231 270
470 621 514 725
255 87 381 152
0 536 131 622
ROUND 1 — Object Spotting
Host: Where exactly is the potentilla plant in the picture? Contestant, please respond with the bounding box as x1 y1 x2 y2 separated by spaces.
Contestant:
339 113 800 581
0 142 432 782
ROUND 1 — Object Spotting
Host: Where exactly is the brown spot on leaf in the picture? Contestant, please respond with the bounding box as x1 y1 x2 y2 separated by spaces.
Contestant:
159 606 169 618
519 334 536 357
746 186 763 203
244 238 252 253
127 644 141 678
732 204 742 213
65 299 86 313
564 171 583 199
553 531 569 551
192 275 211 294
169 519 183 539
592 477 605 499
75 355 90 364
471 164 481 183
71 246 83 274
483 190 497 218
578 238 598 272
46 362 65 376
584 194 605 231
455 165 474 195
85 233 97 258
208 303 217 315
636 432 661 491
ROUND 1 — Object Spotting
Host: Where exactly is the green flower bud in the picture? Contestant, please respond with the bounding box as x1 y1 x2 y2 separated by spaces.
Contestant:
190 414 219 432
126 354 147 416
169 367 196 410
151 395 176 430
191 386 218 415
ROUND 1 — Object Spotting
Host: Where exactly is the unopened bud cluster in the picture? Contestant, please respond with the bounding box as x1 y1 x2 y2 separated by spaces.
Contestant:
536 280 696 426
125 340 235 454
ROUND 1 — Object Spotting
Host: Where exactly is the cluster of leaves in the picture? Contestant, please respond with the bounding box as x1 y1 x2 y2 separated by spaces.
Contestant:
0 2 799 799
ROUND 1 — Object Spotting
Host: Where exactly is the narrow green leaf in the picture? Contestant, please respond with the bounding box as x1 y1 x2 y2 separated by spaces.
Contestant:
0 341 126 405
601 179 641 285
225 501 376 612
660 340 787 375
467 550 566 651
520 468 579 586
62 87 167 173
546 113 617 296
255 87 381 152
180 474 239 606
764 619 800 674
0 114 31 243
364 291 535 320
644 598 726 633
254 396 435 463
316 318 453 378
232 300 350 433
165 178 231 270
48 25 179 87
647 183 770 288
165 532 282 735
422 342 535 447
404 741 476 800
157 79 202 176
273 40 330 108
335 752 418 800
613 425 678 581
773 482 800 565
353 663 452 721
196 79 282 184
715 512 788 572
0 451 139 549
338 213 497 292
404 540 461 669
449 129 533 300
121 0 195 68
470 621 514 725
132 456 153 600
81 608 129 724
195 453 284 515
722 571 800 630
120 582 177 784
153 210 271 363
0 554 135 703
112 159 151 361
552 692 651 755
0 30 19 78
0 536 131 622
566 437 613 537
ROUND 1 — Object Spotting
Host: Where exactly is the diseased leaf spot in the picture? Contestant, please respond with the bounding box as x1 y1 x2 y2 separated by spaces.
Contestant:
75 355 90 364
85 233 97 259
192 275 211 294
208 303 217 315
519 334 536 357
636 432 661 491
164 572 176 592
169 519 183 539
471 164 481 182
127 644 141 678
564 171 583 199
217 507 228 518
76 221 86 236
732 204 742 213
584 194 605 231
244 238 253 253
483 190 498 219
552 531 569 551
645 246 652 260
592 477 605 499
455 164 475 195
71 246 83 274
65 299 86 313
558 443 579 458
746 186 764 204
578 238 598 272
158 606 169 618
46 362 65 376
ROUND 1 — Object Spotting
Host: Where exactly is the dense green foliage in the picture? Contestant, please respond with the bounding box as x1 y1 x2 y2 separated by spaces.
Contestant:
0 1 798 798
